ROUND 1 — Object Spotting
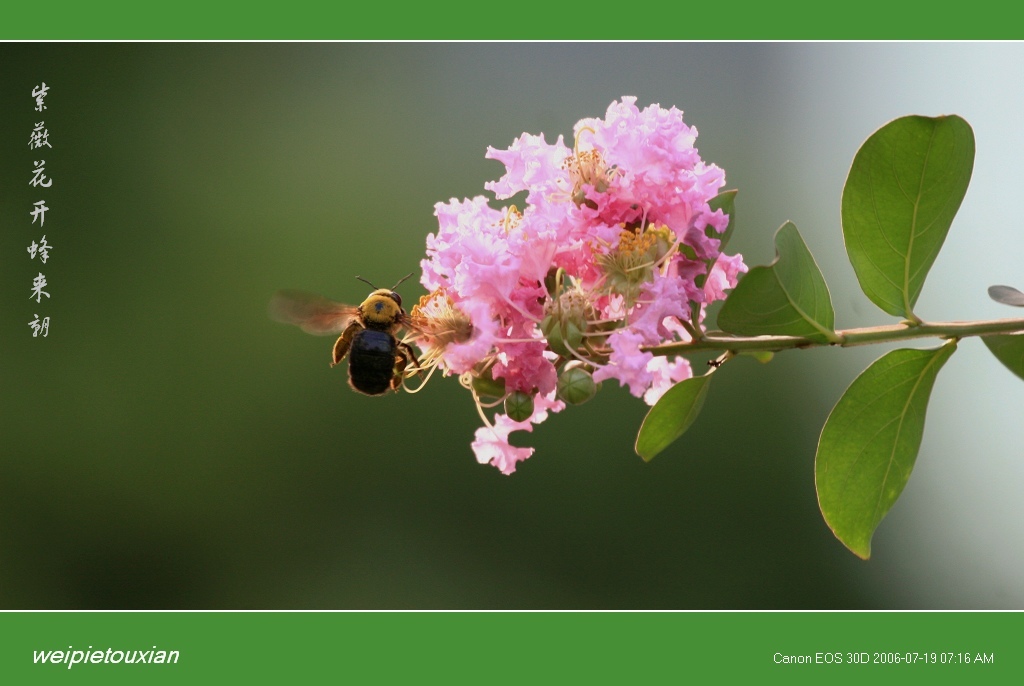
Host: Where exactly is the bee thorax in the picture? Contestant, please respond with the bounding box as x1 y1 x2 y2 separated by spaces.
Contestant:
359 293 403 329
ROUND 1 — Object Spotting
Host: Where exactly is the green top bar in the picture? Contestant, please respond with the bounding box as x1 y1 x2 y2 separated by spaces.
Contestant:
1 1 1017 39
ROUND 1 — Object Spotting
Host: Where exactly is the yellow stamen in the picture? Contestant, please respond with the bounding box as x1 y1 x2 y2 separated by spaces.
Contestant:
502 205 523 234
562 126 616 204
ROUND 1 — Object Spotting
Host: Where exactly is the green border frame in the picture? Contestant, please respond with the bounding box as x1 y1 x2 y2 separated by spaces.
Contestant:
1 1 1018 39
3 612 1020 682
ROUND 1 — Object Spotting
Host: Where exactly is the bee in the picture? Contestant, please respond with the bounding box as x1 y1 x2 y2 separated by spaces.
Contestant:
269 274 422 396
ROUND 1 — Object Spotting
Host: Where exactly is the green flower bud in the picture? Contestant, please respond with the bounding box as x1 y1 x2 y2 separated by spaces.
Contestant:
472 371 506 399
541 314 568 357
557 367 597 405
562 320 583 352
542 287 592 359
542 315 585 359
504 391 535 422
544 268 561 297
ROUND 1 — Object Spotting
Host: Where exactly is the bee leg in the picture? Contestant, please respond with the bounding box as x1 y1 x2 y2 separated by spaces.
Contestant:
331 322 362 367
397 341 422 373
390 341 421 391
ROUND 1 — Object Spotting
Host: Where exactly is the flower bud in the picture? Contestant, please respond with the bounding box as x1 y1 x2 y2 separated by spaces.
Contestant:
472 371 506 399
544 268 561 297
504 391 535 422
557 367 597 405
542 314 584 358
542 285 592 358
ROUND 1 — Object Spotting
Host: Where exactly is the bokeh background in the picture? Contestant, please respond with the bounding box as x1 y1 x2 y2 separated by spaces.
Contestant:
1 43 1022 609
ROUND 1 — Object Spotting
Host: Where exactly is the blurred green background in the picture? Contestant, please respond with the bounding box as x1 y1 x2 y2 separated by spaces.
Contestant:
2 43 1022 609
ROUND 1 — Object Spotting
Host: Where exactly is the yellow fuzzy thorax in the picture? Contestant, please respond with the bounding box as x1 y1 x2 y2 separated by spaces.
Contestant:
359 290 402 327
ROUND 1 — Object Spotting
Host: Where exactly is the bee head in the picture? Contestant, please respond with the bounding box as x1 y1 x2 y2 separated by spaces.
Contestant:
360 289 404 327
354 274 413 328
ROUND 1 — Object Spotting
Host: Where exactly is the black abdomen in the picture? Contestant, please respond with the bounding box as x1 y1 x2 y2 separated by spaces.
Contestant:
348 329 396 395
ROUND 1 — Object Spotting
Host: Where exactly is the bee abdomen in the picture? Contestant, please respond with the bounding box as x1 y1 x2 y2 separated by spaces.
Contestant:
348 329 397 395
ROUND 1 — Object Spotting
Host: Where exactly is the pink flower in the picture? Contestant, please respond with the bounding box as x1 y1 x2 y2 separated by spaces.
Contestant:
485 133 571 203
416 97 745 473
422 197 519 305
471 393 565 475
704 252 748 302
570 96 728 259
491 326 558 396
471 416 535 476
437 297 500 375
629 274 693 345
592 329 654 398
643 356 694 406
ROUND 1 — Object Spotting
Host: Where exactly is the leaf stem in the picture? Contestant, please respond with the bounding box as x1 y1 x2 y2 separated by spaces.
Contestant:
646 317 1024 356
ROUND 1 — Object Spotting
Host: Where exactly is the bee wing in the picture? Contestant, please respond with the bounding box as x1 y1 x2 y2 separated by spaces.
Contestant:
269 289 360 335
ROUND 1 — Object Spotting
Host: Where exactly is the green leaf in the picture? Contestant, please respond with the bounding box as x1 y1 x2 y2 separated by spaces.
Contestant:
692 190 739 324
635 374 712 462
706 189 738 254
980 287 1024 380
982 334 1024 381
716 222 837 344
815 343 957 559
842 115 975 319
988 284 1024 307
740 350 775 364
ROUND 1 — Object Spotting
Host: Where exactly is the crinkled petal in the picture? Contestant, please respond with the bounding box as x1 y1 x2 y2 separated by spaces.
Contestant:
643 356 694 406
592 329 654 398
471 417 534 475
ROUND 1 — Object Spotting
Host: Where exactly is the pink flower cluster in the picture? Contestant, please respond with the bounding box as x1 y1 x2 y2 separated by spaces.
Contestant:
414 97 746 474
